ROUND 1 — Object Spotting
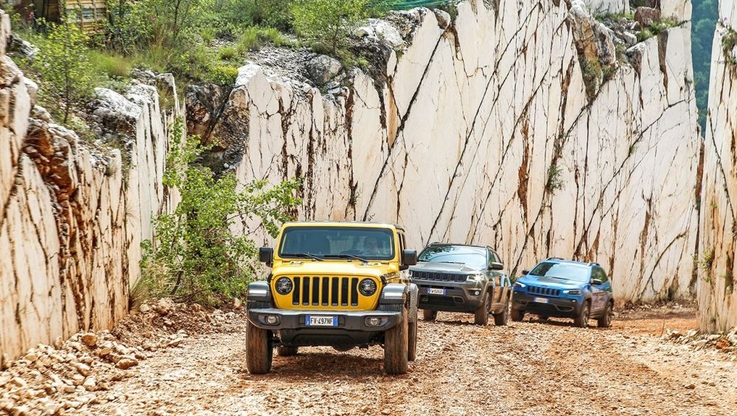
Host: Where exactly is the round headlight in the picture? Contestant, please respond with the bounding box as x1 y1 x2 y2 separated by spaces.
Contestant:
275 277 293 295
359 279 377 296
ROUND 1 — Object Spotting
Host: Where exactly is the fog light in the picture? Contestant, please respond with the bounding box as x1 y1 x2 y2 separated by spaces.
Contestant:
260 315 280 325
365 317 387 327
474 290 480 296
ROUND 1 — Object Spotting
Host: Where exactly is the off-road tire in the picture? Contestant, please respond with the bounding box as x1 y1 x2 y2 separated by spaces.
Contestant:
597 301 614 328
574 301 591 328
422 309 437 321
276 346 298 356
474 292 491 325
408 313 418 362
246 320 273 374
384 306 409 375
494 296 510 326
511 308 525 322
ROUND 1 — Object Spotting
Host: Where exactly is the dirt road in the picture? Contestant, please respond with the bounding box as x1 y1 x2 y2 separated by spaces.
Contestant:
2 302 736 416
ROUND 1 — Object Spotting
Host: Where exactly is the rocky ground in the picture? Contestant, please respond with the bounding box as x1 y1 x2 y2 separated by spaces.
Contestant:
1 299 736 416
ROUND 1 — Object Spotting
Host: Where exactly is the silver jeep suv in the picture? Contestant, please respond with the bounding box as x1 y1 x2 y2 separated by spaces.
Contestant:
409 243 512 325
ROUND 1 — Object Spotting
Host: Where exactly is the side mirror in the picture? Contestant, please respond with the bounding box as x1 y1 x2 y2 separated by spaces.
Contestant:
489 262 504 271
259 247 273 266
591 278 602 286
521 269 529 275
400 250 418 270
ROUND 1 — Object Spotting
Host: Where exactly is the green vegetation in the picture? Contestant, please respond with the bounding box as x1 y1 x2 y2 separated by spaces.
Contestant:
139 120 301 305
691 0 718 132
292 0 373 54
31 20 93 123
699 247 715 271
546 163 564 193
4 0 463 132
722 29 737 71
580 57 602 99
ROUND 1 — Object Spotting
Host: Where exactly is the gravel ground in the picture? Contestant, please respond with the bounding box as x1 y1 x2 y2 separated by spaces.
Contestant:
1 301 736 416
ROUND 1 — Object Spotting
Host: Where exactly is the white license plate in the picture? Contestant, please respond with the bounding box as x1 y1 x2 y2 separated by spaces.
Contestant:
533 297 549 304
306 315 337 327
427 288 446 295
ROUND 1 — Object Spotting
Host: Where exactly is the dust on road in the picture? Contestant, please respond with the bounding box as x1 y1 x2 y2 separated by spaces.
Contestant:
1 301 736 416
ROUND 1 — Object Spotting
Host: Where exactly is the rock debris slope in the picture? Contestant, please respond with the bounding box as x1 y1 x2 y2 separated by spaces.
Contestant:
698 0 737 331
200 0 700 304
0 9 179 363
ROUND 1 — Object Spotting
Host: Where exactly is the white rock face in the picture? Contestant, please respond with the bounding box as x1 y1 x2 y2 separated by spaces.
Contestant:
584 0 628 15
222 0 700 304
0 10 177 361
698 0 737 332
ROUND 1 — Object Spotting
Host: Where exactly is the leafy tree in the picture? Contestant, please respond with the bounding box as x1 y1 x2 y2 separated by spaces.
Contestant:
252 0 295 31
291 0 373 54
691 0 717 132
32 21 93 124
140 120 301 304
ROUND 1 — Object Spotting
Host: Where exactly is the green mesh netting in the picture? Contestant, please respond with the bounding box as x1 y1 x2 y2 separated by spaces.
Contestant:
373 0 458 10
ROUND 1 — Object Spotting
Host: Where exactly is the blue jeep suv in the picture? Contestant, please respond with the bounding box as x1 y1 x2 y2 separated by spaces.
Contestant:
511 258 614 328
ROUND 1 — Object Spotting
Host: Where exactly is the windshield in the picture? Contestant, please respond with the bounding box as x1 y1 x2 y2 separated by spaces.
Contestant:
418 246 486 269
279 226 394 260
529 262 590 283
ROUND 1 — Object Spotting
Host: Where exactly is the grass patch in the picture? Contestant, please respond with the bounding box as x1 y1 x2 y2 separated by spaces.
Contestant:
594 12 634 22
235 26 289 55
580 57 603 100
89 50 132 79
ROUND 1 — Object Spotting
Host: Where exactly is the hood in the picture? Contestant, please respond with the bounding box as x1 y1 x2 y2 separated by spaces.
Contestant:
517 274 585 289
410 261 483 274
273 258 396 278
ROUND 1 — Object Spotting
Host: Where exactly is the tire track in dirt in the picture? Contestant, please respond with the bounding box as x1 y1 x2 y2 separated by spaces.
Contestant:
4 305 735 416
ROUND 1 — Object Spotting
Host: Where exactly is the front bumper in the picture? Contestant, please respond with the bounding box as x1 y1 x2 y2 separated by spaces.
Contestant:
512 292 582 316
247 307 403 331
413 281 486 312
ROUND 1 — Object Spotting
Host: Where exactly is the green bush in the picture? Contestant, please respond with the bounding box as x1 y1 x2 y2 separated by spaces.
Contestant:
140 119 301 305
637 28 654 42
203 65 240 87
218 45 238 61
291 0 373 54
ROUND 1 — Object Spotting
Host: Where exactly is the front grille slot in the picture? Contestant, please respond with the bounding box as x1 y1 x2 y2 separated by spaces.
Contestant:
412 271 467 282
291 276 361 307
527 285 561 297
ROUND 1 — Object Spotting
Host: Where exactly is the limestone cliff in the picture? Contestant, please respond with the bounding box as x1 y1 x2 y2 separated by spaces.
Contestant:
0 10 178 364
199 0 700 305
698 0 737 332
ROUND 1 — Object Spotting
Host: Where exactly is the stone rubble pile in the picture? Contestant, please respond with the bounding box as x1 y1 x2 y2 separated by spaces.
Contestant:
0 298 217 415
664 328 737 354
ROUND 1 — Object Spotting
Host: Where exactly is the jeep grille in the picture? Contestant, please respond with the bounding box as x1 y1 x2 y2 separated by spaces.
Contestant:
527 285 561 297
411 271 467 282
292 276 361 307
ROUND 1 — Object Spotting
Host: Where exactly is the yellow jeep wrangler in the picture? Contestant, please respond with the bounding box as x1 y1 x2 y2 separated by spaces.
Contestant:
246 221 419 375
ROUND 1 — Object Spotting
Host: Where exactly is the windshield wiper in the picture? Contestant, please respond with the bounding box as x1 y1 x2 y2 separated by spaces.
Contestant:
439 261 465 264
283 252 324 261
323 254 368 262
